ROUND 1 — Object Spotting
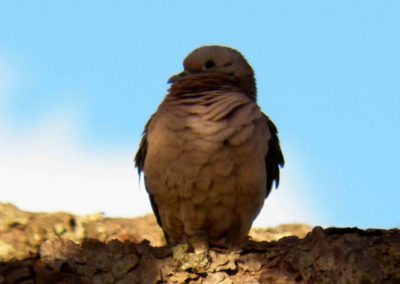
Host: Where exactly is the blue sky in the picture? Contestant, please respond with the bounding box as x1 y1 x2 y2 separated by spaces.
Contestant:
0 1 399 228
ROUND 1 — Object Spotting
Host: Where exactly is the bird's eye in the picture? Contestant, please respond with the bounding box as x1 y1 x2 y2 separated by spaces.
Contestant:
204 60 215 69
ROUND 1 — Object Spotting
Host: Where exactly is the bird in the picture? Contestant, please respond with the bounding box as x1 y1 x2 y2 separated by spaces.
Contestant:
135 45 284 248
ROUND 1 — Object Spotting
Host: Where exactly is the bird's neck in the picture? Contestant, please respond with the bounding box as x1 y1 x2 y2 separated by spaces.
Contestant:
168 73 257 101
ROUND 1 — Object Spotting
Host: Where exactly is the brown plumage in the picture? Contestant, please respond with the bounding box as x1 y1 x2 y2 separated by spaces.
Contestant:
135 45 284 245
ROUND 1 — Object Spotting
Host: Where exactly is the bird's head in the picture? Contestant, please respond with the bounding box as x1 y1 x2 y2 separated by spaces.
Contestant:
168 45 257 100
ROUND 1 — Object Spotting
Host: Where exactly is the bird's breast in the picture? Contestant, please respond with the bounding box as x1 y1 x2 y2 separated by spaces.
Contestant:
144 91 268 184
147 91 263 155
143 91 270 243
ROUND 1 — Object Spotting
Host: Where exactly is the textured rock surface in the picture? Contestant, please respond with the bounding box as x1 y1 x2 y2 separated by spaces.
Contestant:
1 203 399 283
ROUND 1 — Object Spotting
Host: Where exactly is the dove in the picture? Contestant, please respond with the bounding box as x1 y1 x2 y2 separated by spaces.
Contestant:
135 45 284 247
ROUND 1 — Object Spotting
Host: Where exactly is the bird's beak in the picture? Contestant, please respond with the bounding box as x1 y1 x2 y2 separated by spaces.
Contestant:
168 71 188 84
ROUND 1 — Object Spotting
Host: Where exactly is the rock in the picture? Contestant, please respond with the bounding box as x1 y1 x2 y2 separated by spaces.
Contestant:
0 203 399 283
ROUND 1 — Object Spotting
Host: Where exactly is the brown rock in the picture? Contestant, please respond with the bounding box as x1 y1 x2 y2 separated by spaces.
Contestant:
0 203 399 283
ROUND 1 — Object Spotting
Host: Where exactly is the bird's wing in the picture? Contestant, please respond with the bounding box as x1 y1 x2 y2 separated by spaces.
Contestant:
263 114 285 198
134 115 164 229
134 115 152 177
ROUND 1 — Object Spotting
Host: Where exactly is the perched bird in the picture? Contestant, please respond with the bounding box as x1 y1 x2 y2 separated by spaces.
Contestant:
135 46 284 247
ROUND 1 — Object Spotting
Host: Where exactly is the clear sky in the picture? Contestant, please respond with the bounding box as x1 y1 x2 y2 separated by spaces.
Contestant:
0 1 399 229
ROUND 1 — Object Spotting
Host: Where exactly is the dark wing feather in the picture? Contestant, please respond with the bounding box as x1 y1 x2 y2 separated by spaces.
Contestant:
146 177 165 237
134 116 153 176
134 116 165 231
264 114 285 198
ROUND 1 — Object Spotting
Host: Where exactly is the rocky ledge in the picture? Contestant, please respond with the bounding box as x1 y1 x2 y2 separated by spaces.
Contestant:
0 203 399 283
